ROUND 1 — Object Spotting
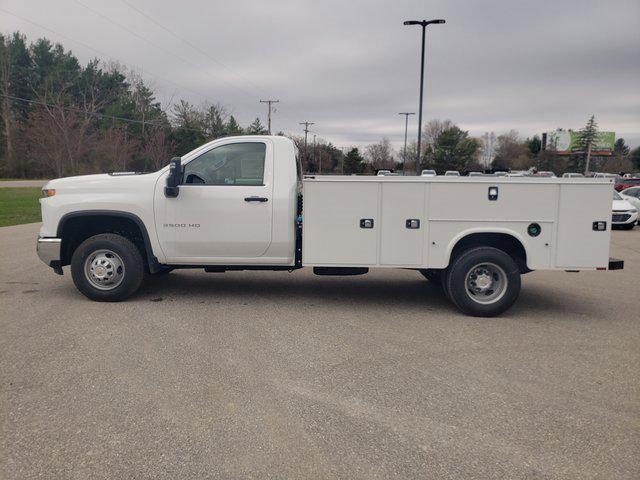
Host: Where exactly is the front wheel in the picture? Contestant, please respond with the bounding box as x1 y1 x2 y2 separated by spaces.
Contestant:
445 247 521 317
71 233 145 302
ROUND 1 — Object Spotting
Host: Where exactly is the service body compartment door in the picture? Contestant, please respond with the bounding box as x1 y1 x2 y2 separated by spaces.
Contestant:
380 183 425 265
302 181 378 265
555 183 612 269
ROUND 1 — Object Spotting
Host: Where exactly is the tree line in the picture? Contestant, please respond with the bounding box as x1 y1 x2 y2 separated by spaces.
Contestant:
1 32 638 179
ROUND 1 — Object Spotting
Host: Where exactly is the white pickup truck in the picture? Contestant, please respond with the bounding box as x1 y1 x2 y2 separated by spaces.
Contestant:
37 135 623 316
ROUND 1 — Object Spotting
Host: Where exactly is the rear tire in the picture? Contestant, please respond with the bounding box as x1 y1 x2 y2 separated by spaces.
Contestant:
71 233 145 302
445 247 521 317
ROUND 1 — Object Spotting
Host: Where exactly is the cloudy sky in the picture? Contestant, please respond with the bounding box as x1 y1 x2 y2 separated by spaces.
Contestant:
2 0 639 150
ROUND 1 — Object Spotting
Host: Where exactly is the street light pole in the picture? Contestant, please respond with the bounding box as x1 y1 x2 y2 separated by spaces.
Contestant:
398 112 415 172
404 19 445 175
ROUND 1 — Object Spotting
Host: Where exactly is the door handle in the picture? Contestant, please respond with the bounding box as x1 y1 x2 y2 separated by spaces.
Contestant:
244 196 269 202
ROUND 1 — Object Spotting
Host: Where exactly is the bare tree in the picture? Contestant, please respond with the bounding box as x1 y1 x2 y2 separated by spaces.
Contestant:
491 130 531 171
0 37 14 174
23 107 99 177
365 138 395 170
423 119 454 150
99 126 138 172
34 64 112 175
142 128 175 170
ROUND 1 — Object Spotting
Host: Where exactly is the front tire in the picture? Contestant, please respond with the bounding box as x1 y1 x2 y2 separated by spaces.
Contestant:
71 233 145 302
445 247 521 317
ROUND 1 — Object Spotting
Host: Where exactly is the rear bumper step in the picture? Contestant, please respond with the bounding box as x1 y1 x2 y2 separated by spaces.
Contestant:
608 258 624 270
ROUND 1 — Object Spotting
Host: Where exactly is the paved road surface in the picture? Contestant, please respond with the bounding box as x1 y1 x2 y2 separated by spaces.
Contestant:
0 180 48 188
1 223 639 479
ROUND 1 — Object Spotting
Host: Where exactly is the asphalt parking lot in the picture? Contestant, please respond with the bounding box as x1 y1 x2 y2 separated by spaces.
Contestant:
1 222 639 479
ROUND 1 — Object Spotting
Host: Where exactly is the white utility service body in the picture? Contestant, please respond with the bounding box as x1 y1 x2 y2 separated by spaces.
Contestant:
302 175 613 271
37 135 622 316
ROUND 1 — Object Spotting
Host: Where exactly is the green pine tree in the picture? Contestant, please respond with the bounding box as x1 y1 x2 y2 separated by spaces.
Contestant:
225 115 243 135
432 126 480 172
343 147 365 174
577 115 599 174
630 146 640 170
246 117 267 135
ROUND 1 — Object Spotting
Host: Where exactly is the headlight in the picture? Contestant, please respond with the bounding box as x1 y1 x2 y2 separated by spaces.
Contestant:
41 189 56 198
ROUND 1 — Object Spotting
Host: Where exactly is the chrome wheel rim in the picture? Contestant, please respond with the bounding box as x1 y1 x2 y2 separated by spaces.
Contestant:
465 262 507 305
84 249 125 291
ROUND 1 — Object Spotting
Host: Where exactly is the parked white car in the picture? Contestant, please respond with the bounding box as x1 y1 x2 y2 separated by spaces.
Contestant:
562 173 584 178
612 190 638 229
376 170 391 176
444 170 460 176
420 169 436 177
620 187 640 222
595 173 620 180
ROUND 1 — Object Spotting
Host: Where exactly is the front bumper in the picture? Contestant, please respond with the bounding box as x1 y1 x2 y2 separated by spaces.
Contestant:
612 210 638 225
37 237 62 272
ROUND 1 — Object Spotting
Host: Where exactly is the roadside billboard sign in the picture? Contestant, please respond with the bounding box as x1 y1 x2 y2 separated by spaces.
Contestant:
544 130 615 155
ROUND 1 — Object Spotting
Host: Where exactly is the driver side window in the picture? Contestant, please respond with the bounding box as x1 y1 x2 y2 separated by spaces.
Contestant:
183 142 266 186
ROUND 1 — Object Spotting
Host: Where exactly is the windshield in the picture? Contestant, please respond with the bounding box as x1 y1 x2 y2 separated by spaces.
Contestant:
613 191 622 200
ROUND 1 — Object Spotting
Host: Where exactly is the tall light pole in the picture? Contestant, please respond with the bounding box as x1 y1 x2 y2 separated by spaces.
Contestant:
404 19 445 174
398 112 415 173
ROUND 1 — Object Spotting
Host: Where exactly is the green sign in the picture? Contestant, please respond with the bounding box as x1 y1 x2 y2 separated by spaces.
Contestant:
546 130 615 153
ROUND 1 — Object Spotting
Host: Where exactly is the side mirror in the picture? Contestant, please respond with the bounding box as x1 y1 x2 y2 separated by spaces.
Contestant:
165 157 182 198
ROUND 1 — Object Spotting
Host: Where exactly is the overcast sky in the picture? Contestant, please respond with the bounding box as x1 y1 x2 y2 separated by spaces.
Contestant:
2 0 639 150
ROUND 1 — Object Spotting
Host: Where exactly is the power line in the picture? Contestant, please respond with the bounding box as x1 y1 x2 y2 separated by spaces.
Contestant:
0 93 205 133
73 0 259 102
116 0 310 125
1 5 313 135
260 100 279 134
0 7 219 105
119 0 273 100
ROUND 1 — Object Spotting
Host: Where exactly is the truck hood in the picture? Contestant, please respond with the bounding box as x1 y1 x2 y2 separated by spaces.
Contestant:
45 172 160 193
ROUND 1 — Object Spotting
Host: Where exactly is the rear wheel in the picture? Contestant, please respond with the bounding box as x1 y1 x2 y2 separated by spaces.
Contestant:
71 233 145 302
445 247 521 317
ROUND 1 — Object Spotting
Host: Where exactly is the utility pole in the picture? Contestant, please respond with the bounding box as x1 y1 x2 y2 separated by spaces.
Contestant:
260 99 279 134
313 134 318 172
299 121 314 165
398 112 415 172
404 19 445 175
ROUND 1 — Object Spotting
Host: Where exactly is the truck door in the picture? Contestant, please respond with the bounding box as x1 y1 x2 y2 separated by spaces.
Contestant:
157 139 273 262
